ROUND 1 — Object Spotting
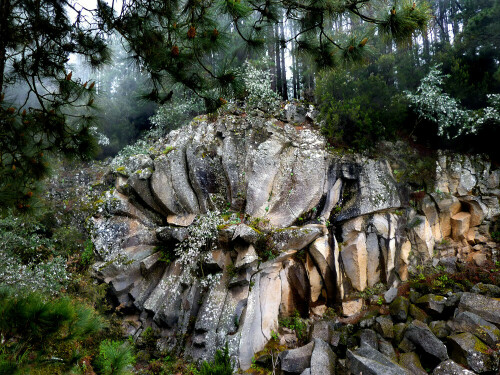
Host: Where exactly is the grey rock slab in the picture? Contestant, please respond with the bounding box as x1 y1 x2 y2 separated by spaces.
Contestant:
448 311 500 348
270 225 323 252
385 287 399 304
399 352 427 375
232 223 260 244
379 337 398 362
448 332 499 374
244 137 284 218
458 292 500 324
416 294 447 315
347 344 408 375
310 338 336 375
390 296 410 323
471 283 500 298
337 159 402 222
375 316 394 339
429 321 450 340
280 341 315 375
404 320 449 362
360 329 379 350
432 359 476 375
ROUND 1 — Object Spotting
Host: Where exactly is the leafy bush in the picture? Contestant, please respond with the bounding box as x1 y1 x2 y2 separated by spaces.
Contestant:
241 58 281 112
94 340 135 375
316 66 407 150
405 65 500 139
199 343 232 375
149 92 205 137
279 311 308 341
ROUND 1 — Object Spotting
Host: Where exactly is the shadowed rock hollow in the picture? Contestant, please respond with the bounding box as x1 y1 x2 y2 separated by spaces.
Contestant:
90 108 500 371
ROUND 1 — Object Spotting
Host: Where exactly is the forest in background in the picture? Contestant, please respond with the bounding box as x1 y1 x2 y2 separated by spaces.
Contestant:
0 0 499 374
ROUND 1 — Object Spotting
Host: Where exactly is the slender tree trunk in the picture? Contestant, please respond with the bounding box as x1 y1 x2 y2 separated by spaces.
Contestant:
279 19 288 100
0 0 10 93
268 27 276 92
275 24 282 97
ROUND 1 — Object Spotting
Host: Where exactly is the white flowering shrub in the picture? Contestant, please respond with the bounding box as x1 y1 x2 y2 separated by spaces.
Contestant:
405 65 500 139
149 95 205 137
0 213 70 294
0 252 69 294
242 58 281 111
174 211 223 287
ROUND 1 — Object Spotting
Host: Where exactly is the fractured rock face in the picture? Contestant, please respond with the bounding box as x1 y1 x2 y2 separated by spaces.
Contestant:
90 112 500 370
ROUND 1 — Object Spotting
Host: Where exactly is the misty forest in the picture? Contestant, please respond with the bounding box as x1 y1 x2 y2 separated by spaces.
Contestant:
1 0 500 374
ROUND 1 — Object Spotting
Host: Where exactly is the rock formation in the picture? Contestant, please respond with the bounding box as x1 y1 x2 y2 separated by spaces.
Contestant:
90 107 499 371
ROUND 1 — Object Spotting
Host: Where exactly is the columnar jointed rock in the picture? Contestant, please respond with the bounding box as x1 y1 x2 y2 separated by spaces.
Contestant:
90 111 500 369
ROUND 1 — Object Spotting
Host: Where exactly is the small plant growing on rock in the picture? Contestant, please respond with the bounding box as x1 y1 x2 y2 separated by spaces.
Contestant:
199 343 232 375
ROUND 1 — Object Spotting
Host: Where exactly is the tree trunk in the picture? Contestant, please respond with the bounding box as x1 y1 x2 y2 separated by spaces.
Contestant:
279 19 288 100
275 24 282 97
268 27 276 92
0 0 10 93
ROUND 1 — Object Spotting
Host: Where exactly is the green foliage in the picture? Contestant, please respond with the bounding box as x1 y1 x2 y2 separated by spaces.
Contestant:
0 288 105 373
316 66 408 150
279 311 307 341
94 340 135 375
199 343 232 375
149 93 204 137
0 0 110 210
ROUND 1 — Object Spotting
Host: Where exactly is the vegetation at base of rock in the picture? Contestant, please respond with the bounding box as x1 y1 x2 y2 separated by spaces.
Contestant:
279 311 308 342
197 346 232 375
94 340 135 375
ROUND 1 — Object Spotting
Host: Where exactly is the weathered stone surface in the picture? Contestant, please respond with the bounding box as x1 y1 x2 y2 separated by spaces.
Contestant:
416 294 447 315
404 320 449 363
359 329 378 350
429 321 450 339
448 332 499 374
448 311 500 347
432 359 476 375
91 112 500 370
341 232 367 291
379 337 398 362
310 338 336 375
390 296 410 323
384 287 398 304
458 292 500 324
342 298 363 317
399 352 427 375
308 235 336 300
347 344 408 375
366 233 381 287
232 224 260 244
280 341 315 374
409 304 431 323
451 212 471 241
471 283 500 298
375 316 394 339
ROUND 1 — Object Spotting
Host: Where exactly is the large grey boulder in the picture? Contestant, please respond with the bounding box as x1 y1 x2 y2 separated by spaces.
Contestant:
448 311 500 347
448 332 499 374
310 338 336 375
346 344 408 375
458 292 500 324
404 320 449 363
280 341 315 374
433 359 476 375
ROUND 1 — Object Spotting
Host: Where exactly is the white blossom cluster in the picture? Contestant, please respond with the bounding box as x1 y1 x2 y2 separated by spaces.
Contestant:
174 211 222 287
149 95 204 137
405 65 500 139
242 59 281 111
0 250 69 295
90 126 110 146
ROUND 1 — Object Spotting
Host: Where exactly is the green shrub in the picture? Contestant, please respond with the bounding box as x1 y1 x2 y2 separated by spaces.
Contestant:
0 287 105 373
199 343 232 375
94 340 135 375
316 66 407 151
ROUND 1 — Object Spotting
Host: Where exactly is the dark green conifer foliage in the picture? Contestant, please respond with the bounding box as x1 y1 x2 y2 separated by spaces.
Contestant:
199 343 233 375
0 288 105 372
96 0 431 110
0 0 110 210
